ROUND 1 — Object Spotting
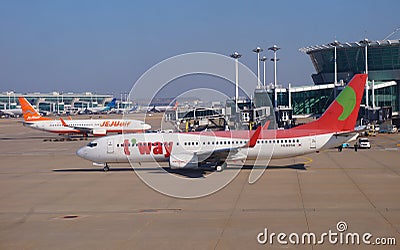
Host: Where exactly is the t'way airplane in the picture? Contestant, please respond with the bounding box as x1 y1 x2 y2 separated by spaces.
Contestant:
77 74 367 171
19 97 151 136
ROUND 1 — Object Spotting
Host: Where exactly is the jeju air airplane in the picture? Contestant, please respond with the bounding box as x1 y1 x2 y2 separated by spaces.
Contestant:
77 74 367 171
19 97 151 136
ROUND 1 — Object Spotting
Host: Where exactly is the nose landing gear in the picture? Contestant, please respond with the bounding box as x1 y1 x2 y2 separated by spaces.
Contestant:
103 164 110 172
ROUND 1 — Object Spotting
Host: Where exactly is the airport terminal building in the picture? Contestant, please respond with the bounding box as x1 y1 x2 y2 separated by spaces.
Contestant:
0 92 113 114
271 39 399 125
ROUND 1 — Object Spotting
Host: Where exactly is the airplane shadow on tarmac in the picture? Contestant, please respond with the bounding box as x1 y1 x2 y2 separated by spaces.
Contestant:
53 163 306 178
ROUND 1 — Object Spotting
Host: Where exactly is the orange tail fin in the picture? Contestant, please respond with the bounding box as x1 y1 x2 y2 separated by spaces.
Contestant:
18 97 51 121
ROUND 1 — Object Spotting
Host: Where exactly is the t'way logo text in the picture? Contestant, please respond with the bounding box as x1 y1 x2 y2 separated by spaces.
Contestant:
123 139 173 158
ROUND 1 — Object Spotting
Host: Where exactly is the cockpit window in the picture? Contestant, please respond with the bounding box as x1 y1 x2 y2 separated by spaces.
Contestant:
87 142 98 148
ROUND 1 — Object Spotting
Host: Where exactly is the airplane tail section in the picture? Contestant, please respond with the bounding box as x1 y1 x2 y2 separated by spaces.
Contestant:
107 98 117 108
18 97 51 122
293 74 367 132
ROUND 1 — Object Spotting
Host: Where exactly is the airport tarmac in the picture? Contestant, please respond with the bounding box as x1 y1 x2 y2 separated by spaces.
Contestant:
0 117 399 249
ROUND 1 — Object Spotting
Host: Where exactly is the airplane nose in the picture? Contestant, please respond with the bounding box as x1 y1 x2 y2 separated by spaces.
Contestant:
76 147 87 158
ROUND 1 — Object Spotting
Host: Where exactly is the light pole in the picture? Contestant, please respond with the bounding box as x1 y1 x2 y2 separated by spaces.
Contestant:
329 40 340 98
268 45 280 109
252 47 263 89
329 40 340 86
260 56 267 88
230 52 242 112
360 38 370 109
7 91 11 109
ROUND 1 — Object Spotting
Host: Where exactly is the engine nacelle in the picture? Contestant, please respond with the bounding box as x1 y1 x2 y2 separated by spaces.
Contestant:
92 128 107 136
169 153 199 169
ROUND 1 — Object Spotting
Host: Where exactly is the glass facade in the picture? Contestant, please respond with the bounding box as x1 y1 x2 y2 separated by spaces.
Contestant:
291 88 334 115
269 81 399 116
371 85 398 111
298 39 400 117
303 40 400 85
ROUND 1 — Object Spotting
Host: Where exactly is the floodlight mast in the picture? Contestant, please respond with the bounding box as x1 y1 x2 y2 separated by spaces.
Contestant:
252 47 264 89
329 40 340 86
260 56 267 88
360 38 370 109
230 52 242 112
268 45 280 109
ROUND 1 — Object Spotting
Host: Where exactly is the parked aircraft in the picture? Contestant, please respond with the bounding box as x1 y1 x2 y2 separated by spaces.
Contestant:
0 107 23 117
19 97 151 136
77 74 367 171
147 102 178 113
79 98 117 114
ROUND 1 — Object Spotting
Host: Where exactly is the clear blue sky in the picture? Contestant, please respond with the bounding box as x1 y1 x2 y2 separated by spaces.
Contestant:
0 0 399 95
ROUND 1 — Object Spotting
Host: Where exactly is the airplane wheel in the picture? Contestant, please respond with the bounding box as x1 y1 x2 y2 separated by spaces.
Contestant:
103 165 110 172
216 165 223 172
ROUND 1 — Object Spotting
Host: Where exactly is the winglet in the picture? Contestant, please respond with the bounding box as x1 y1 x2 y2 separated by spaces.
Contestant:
60 117 68 127
262 120 270 130
245 125 261 148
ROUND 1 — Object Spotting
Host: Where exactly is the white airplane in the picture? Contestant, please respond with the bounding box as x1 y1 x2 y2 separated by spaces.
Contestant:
147 101 178 113
0 107 23 117
19 97 151 136
77 74 367 171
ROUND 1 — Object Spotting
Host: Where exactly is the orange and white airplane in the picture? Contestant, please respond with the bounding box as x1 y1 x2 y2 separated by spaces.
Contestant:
19 97 151 136
77 74 367 171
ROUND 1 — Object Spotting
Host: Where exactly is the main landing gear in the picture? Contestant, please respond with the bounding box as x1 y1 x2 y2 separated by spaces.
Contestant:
215 162 227 172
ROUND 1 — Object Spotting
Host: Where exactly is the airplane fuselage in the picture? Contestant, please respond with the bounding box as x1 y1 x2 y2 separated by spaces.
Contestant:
24 119 150 135
77 129 356 167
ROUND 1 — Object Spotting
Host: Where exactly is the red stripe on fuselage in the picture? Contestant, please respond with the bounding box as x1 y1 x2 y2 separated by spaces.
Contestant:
187 128 338 140
45 129 145 135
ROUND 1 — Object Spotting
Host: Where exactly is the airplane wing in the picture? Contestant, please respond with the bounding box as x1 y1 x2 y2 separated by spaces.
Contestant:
169 122 269 169
200 121 267 162
59 117 103 135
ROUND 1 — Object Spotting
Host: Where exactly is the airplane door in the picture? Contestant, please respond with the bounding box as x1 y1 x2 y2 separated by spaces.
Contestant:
107 139 114 153
310 134 316 149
